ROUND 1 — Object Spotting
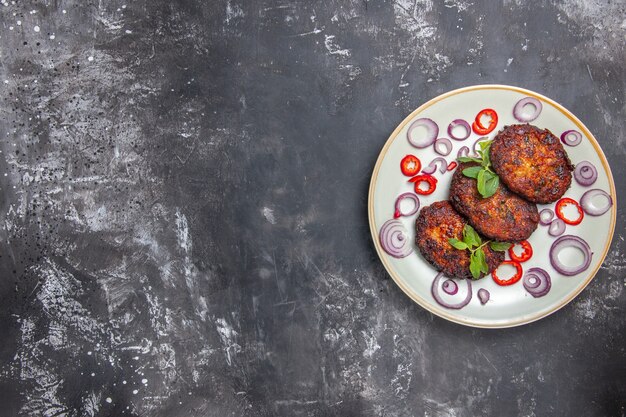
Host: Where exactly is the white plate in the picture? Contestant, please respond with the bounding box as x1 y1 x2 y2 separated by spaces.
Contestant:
368 85 617 328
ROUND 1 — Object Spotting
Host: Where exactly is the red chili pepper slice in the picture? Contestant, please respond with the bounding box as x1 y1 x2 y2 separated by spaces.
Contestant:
447 161 458 171
408 174 437 195
400 154 421 177
472 108 498 135
492 260 523 286
555 197 584 225
508 240 533 263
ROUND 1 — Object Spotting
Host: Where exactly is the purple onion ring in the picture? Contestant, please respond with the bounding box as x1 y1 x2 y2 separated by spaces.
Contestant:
431 273 472 310
523 267 551 298
548 218 566 237
574 161 598 186
407 118 439 148
471 136 489 156
513 97 543 122
560 130 582 147
379 219 413 258
421 157 448 175
447 119 471 141
434 137 453 156
477 289 490 305
457 146 470 159
394 193 420 218
442 279 458 295
539 208 554 226
580 189 612 216
549 235 593 276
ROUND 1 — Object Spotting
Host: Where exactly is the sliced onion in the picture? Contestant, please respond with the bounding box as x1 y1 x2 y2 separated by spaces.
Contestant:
580 189 612 216
523 267 551 298
421 157 448 175
393 193 420 219
560 130 582 147
548 218 565 236
513 97 542 122
573 161 598 186
447 119 471 141
457 146 470 159
477 289 490 305
434 138 452 156
539 208 554 226
379 219 413 258
442 279 458 295
549 235 592 276
431 273 472 310
407 118 438 148
471 136 489 156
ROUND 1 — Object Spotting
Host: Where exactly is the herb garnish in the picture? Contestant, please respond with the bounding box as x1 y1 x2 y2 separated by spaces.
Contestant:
448 224 511 280
458 139 499 198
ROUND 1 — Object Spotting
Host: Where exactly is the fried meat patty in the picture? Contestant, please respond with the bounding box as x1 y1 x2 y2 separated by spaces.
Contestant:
490 124 573 203
415 201 504 279
449 162 539 242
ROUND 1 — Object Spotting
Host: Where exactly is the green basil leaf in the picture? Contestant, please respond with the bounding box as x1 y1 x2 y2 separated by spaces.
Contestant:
457 156 482 163
483 175 499 198
463 224 482 248
482 147 491 167
462 166 482 179
478 139 492 151
448 238 469 250
477 169 487 197
469 252 481 279
476 248 489 273
490 241 512 251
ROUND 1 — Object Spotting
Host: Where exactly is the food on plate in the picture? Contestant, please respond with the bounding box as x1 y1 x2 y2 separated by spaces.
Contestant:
491 260 523 286
490 124 573 203
457 139 499 199
508 240 533 263
472 108 498 135
554 197 584 225
408 174 437 195
449 162 540 242
523 267 551 298
415 201 504 279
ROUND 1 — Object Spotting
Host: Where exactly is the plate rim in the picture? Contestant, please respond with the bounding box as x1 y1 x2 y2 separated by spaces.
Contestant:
367 84 618 329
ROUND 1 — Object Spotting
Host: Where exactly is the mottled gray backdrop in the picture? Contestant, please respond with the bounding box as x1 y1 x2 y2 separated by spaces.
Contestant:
0 0 624 416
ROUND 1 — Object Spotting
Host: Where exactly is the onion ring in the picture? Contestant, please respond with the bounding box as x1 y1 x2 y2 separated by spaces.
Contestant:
407 118 438 148
549 235 593 276
513 97 543 122
421 157 448 175
379 219 413 258
393 193 420 219
573 161 598 186
548 218 566 237
523 267 551 298
560 130 582 147
457 146 470 159
434 137 453 156
539 208 554 226
431 273 472 310
447 119 471 141
580 189 613 216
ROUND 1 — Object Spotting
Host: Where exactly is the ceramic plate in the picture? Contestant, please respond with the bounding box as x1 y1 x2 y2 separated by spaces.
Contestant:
368 85 616 328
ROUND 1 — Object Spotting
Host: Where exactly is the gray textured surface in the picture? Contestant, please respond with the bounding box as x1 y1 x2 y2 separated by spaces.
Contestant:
0 0 624 416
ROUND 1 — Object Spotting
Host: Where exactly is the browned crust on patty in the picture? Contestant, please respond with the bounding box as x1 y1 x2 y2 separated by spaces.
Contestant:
415 201 504 279
449 162 540 242
490 124 573 203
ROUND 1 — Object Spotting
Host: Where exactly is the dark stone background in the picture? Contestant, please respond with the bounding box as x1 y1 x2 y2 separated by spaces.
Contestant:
0 0 624 416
